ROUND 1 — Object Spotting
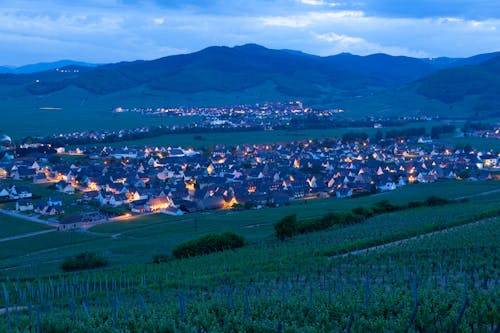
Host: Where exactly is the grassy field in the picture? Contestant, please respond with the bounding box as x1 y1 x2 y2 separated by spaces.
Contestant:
0 213 52 238
0 88 201 140
91 179 500 235
0 179 497 278
96 120 446 149
439 136 500 151
0 195 498 331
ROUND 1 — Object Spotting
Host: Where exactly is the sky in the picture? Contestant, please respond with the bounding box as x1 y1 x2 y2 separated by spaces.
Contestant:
1 0 499 66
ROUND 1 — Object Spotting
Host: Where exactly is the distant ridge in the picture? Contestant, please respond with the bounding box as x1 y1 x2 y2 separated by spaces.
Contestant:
0 60 99 74
0 44 498 119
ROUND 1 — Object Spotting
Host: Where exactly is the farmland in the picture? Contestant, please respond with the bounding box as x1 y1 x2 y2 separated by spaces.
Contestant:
88 120 447 149
0 180 498 278
0 214 52 239
0 185 498 331
439 136 500 152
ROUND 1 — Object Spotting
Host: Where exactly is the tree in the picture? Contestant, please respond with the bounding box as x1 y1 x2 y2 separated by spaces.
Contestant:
274 214 298 241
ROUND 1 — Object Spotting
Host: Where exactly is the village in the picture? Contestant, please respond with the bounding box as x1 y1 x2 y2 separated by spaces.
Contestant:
17 101 438 147
1 130 499 231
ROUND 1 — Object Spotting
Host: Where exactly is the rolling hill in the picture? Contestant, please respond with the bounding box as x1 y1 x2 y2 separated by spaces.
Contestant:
5 44 499 99
0 60 98 74
0 44 499 138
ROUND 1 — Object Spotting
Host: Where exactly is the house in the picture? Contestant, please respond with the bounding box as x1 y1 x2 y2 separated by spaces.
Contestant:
11 167 36 180
0 187 10 199
145 196 174 212
198 196 224 210
109 193 128 207
56 181 75 194
9 186 32 199
161 206 183 216
59 215 84 230
130 198 148 213
18 186 33 198
335 187 353 199
127 189 149 202
16 199 34 211
269 191 290 206
0 166 9 179
82 190 99 201
178 199 199 213
482 158 498 169
35 202 64 215
33 173 49 184
417 137 433 144
377 181 397 191
48 196 63 206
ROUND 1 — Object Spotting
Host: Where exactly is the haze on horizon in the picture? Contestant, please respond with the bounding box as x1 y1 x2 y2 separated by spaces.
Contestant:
1 0 500 66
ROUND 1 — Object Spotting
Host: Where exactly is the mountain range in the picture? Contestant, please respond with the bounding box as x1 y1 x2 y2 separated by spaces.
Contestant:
0 44 499 137
0 60 98 74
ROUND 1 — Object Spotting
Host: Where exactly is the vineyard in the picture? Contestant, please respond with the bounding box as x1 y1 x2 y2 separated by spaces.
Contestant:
0 190 499 331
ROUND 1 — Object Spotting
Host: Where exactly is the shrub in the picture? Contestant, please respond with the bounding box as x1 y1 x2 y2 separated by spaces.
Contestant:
295 213 346 234
351 206 374 218
407 201 424 208
274 214 299 241
152 254 170 264
341 212 365 225
425 196 450 206
371 200 400 214
172 232 245 259
61 252 108 272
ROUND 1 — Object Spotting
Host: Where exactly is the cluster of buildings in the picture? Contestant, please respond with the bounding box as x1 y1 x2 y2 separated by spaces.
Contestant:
463 127 500 139
26 101 393 146
113 101 325 118
1 136 498 226
0 182 64 216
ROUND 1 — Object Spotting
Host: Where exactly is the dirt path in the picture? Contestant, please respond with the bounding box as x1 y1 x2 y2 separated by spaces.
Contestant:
0 229 57 243
455 188 500 200
330 218 495 259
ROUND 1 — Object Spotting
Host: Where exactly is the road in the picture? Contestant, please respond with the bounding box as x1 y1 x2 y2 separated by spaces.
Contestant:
330 218 495 259
455 187 500 200
0 209 59 227
0 229 56 243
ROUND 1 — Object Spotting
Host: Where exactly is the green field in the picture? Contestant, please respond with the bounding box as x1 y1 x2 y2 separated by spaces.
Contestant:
439 136 500 152
0 88 201 140
0 213 52 239
95 120 448 149
0 184 498 331
0 179 497 278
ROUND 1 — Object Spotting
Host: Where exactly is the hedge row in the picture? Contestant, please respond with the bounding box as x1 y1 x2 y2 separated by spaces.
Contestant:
172 232 245 259
275 196 453 241
61 252 109 272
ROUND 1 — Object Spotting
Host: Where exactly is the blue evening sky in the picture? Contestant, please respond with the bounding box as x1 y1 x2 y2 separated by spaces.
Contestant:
1 0 499 66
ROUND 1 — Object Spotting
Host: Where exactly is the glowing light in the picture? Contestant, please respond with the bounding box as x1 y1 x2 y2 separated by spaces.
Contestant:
222 197 239 209
293 158 300 169
87 182 98 191
207 164 214 175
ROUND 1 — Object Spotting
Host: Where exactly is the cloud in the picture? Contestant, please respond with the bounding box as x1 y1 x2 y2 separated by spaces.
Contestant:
313 32 428 57
299 0 341 6
260 10 365 27
260 16 309 28
0 0 499 66
314 32 364 44
152 18 165 25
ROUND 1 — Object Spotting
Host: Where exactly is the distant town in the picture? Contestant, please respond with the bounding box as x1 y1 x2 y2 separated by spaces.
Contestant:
20 101 437 146
0 102 499 231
